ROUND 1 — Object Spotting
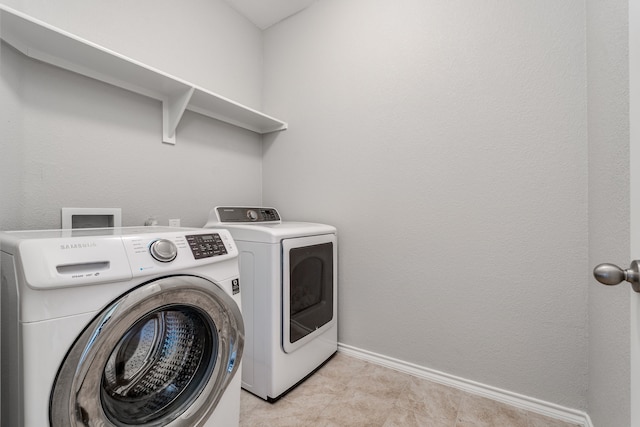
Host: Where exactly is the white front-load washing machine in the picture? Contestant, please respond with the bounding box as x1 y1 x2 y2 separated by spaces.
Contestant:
204 207 337 402
0 226 244 427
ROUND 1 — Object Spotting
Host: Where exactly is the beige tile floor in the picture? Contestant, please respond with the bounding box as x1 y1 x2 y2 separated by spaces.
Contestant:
239 353 581 427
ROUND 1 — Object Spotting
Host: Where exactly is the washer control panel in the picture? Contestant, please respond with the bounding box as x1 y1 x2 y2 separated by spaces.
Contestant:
6 227 239 287
186 233 228 259
216 207 281 223
121 228 238 277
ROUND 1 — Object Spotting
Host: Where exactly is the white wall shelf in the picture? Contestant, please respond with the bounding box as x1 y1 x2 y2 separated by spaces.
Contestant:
0 5 288 144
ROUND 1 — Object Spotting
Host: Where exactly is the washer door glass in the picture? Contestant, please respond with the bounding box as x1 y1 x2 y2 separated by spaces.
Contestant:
101 306 214 425
50 275 243 427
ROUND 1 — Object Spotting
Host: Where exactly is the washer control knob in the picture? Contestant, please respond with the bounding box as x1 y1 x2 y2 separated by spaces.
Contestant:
149 239 178 262
247 209 258 221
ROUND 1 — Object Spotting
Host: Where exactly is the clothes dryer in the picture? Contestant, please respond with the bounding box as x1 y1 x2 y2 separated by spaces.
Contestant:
205 207 337 401
0 226 244 427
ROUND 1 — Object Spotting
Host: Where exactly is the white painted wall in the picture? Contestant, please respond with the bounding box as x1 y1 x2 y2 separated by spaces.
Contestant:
0 0 264 230
262 0 589 410
587 0 631 425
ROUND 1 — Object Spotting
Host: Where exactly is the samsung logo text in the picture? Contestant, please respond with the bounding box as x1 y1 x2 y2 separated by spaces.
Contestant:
60 242 98 250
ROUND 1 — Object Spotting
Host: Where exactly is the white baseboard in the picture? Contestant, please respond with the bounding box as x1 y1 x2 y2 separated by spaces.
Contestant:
337 343 593 427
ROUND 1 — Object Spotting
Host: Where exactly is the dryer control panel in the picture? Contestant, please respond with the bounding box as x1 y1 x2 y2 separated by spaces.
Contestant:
215 207 281 223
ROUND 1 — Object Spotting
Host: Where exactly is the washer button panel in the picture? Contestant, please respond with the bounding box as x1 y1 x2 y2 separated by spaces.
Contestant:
186 234 228 259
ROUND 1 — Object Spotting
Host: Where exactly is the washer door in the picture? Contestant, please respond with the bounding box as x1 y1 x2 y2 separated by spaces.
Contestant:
50 275 243 427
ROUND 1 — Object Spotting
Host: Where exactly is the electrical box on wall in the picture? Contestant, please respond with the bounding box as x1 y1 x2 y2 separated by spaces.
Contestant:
61 208 122 229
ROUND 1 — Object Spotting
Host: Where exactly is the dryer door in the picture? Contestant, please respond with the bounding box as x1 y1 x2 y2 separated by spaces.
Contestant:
50 275 243 427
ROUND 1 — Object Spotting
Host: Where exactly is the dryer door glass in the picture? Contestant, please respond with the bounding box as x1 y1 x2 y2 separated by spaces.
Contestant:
289 242 334 343
282 233 337 354
50 275 244 427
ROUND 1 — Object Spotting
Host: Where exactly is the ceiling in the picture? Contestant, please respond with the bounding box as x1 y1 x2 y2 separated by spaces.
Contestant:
224 0 316 29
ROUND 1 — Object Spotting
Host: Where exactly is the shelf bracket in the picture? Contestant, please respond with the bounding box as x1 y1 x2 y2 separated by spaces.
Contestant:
162 86 195 144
